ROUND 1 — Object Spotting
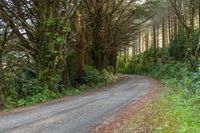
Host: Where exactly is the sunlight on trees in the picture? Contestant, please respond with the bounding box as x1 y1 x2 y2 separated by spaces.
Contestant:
0 0 199 111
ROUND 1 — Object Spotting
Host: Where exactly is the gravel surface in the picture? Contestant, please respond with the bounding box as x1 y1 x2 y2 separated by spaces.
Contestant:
0 75 151 133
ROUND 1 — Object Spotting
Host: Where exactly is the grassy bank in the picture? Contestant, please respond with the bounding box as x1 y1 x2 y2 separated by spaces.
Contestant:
117 49 200 133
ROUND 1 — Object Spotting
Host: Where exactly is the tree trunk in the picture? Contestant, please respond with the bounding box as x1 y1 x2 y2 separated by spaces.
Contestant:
35 47 56 84
174 15 178 36
127 46 129 57
0 26 8 109
168 6 172 43
124 45 127 61
135 40 138 54
141 32 144 52
132 44 135 56
75 10 85 83
108 49 118 73
156 25 159 48
90 8 104 70
145 30 149 50
153 22 157 49
178 0 183 30
199 1 200 29
189 0 195 30
162 17 166 47
61 59 71 87
171 15 174 39
0 51 4 109
139 28 141 52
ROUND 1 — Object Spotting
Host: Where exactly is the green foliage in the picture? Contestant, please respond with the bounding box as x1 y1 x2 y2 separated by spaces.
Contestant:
168 29 200 61
3 75 61 109
2 66 115 110
126 87 200 133
149 61 200 95
119 48 200 133
4 69 41 99
168 30 188 61
117 48 169 74
140 63 200 133
149 61 189 80
82 65 115 86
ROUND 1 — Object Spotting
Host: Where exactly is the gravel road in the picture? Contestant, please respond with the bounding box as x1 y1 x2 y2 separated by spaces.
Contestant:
0 75 151 133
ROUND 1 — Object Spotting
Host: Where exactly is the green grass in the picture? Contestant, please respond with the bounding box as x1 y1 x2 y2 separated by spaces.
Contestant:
129 72 200 133
117 49 200 133
124 86 200 133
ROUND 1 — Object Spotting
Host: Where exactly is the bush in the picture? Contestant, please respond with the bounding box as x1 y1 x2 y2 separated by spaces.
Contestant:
117 48 168 74
81 65 115 86
168 29 200 61
2 65 116 110
2 69 60 109
4 69 43 99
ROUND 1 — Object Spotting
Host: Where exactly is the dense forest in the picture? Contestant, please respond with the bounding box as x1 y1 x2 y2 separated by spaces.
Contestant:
0 1 200 129
0 0 160 109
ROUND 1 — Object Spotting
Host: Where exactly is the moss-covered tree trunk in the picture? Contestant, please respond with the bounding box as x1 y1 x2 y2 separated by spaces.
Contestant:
0 26 7 109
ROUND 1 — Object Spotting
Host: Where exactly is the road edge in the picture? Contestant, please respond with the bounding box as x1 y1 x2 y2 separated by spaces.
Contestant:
0 75 130 116
90 77 162 133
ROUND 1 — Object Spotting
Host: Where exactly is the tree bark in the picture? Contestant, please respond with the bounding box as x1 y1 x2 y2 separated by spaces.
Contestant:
61 59 71 87
189 0 195 30
108 49 118 73
139 27 141 52
168 6 172 43
156 25 160 48
90 7 105 70
174 15 178 36
162 17 166 47
124 45 127 61
145 30 149 50
0 26 8 109
152 22 157 49
199 0 200 29
75 10 85 83
132 43 136 56
0 51 4 109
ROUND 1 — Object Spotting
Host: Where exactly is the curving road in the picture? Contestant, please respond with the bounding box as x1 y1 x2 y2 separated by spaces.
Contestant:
0 75 151 133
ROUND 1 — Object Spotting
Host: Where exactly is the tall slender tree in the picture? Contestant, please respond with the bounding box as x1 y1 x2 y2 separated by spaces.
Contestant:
75 10 86 83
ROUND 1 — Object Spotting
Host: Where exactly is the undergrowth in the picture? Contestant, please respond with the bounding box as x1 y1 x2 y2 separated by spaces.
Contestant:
118 48 200 133
2 66 115 111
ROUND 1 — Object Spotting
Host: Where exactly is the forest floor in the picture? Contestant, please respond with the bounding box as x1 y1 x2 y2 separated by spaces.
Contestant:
0 75 160 133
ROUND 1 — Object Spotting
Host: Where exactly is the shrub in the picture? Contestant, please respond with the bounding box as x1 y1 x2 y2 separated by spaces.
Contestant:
81 65 115 86
117 48 168 74
2 64 115 110
4 69 42 100
168 29 200 61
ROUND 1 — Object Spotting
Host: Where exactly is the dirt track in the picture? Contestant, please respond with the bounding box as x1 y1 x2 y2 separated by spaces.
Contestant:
0 75 152 133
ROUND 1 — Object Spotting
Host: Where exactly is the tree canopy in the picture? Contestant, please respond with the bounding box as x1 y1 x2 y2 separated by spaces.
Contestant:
0 0 199 109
